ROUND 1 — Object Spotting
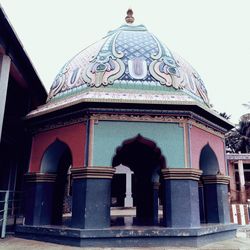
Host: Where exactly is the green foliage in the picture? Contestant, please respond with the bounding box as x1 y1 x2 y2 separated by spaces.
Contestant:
226 117 250 153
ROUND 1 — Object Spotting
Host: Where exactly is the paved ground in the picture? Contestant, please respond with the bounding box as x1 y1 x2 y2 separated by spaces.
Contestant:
0 235 249 250
1 226 250 250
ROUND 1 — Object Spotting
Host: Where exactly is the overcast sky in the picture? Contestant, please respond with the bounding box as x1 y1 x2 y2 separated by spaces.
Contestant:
1 0 250 124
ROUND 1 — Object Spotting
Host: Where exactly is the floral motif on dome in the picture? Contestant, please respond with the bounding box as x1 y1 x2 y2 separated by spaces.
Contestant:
115 29 158 82
148 35 181 88
82 32 125 87
171 52 209 105
47 38 107 101
47 23 210 107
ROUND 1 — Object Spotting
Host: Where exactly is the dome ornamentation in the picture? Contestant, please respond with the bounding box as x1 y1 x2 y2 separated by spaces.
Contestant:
47 21 210 107
82 32 125 87
125 8 135 24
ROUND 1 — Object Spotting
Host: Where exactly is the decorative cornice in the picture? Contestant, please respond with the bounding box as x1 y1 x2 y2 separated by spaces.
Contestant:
25 173 57 183
202 175 230 185
28 107 227 137
91 113 224 138
161 168 202 181
91 113 184 123
26 90 198 119
226 153 250 161
30 116 87 134
71 167 115 179
187 119 224 138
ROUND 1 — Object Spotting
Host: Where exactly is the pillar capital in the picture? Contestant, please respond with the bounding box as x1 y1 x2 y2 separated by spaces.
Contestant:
161 168 202 181
153 182 160 190
202 175 230 185
25 172 57 183
198 180 204 187
71 167 115 179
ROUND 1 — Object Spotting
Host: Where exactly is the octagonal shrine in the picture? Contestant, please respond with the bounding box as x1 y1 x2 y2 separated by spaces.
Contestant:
19 9 236 248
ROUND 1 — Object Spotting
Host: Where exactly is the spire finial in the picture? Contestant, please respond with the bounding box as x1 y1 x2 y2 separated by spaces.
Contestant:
125 8 134 24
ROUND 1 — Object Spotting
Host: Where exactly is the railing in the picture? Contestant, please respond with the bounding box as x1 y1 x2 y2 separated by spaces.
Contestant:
0 190 22 238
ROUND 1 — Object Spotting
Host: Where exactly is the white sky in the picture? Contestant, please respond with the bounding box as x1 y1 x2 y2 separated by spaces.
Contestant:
1 0 250 124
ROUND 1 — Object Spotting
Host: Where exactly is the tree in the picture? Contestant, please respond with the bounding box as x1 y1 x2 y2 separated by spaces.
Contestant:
226 118 250 153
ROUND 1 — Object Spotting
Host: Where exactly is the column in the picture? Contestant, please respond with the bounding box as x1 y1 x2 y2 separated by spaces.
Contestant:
152 182 160 225
115 165 133 207
24 173 56 225
124 171 133 207
228 160 237 201
71 167 115 229
0 55 11 142
238 160 246 203
161 168 202 228
203 175 230 223
198 181 206 223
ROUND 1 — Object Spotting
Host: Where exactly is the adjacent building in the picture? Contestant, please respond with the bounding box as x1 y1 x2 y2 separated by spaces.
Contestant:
0 6 46 195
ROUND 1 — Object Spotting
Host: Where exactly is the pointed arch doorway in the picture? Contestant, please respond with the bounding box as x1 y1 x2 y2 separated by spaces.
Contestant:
112 134 166 226
198 144 230 224
40 139 72 225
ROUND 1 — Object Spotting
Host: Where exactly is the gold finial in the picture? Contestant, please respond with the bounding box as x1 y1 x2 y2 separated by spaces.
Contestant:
125 8 134 24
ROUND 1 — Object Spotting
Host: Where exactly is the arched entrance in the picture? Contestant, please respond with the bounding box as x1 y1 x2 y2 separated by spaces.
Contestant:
40 139 72 225
199 144 230 223
199 144 219 176
112 134 166 225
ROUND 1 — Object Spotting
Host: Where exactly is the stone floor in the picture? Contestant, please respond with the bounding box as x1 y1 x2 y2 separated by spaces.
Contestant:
0 232 250 250
2 209 250 249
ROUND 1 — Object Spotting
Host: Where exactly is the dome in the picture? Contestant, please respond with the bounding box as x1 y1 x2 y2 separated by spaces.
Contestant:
47 19 210 107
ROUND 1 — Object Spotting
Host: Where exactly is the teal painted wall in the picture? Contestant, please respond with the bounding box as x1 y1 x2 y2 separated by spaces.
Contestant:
92 121 185 168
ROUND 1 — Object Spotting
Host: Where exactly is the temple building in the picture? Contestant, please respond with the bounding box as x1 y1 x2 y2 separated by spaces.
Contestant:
227 153 250 203
15 9 237 247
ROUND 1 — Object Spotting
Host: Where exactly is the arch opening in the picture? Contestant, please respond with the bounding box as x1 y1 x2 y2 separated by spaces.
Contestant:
111 134 166 226
199 144 219 176
199 144 220 223
40 139 73 225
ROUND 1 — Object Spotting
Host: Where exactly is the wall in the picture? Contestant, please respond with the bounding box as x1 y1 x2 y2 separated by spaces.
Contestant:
190 125 226 174
29 123 86 172
228 161 237 201
92 121 185 168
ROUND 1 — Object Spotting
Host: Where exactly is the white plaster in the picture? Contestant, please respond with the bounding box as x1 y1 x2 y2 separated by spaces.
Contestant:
115 165 133 207
239 204 246 225
238 160 246 191
232 204 238 224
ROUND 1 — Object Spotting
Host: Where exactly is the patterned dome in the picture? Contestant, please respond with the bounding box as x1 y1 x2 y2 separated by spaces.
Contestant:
47 20 210 108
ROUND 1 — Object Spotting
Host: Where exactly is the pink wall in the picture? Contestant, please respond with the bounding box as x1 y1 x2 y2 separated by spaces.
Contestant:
190 125 226 174
29 123 86 173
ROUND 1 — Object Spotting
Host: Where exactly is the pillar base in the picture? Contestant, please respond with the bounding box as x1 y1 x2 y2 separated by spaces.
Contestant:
161 168 202 228
202 175 230 224
71 167 115 229
24 173 56 225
